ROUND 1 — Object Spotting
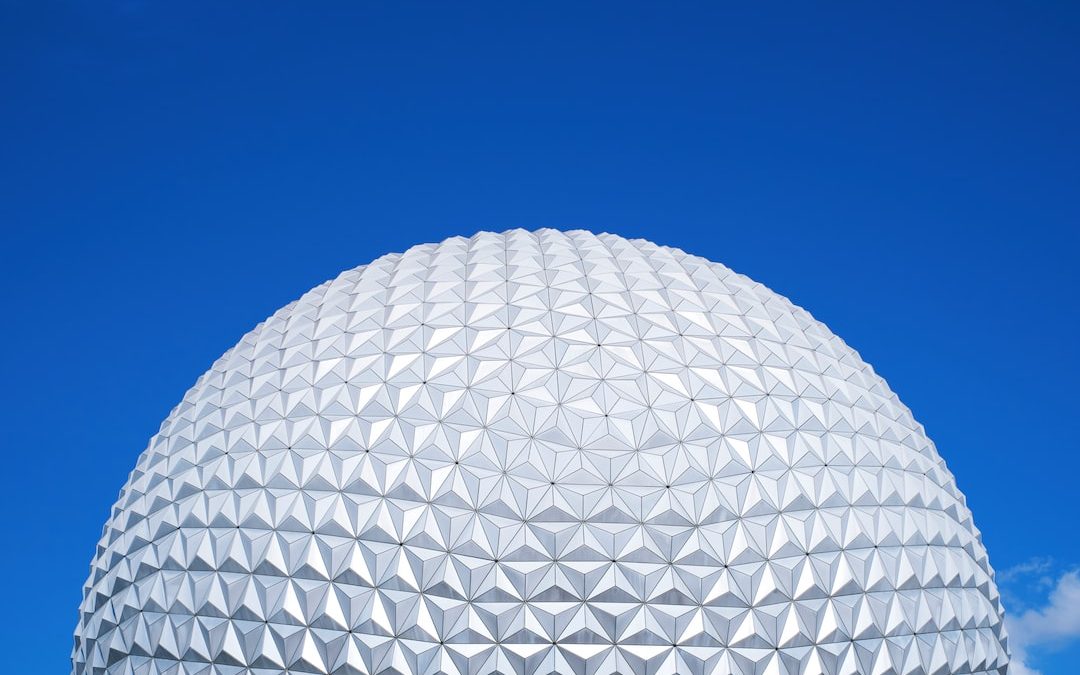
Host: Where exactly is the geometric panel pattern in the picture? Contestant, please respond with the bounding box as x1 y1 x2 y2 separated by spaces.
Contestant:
73 229 1009 674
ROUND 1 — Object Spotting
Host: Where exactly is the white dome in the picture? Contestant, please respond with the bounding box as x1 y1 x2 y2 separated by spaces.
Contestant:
73 229 1008 675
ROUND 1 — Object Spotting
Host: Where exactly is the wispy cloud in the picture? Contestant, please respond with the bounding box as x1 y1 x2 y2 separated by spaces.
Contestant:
1002 560 1080 675
997 557 1053 585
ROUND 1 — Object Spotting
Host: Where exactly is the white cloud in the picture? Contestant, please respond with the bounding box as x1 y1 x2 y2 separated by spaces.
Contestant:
1004 567 1080 675
997 557 1053 585
1009 660 1042 675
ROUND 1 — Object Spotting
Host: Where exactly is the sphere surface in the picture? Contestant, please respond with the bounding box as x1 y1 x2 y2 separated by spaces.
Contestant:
74 229 1008 675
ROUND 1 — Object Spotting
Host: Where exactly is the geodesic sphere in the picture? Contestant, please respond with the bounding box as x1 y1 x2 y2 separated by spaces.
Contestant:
73 229 1009 675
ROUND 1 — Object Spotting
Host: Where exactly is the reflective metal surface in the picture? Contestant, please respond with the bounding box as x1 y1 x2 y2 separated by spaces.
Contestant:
73 229 1009 674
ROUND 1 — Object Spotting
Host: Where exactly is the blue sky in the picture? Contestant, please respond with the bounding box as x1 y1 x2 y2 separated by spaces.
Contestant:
1 2 1078 673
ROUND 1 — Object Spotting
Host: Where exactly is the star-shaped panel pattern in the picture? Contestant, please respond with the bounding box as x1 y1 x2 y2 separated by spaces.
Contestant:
73 229 1009 675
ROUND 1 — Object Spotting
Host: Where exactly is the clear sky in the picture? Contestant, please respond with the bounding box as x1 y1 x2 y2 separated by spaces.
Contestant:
2 2 1078 673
